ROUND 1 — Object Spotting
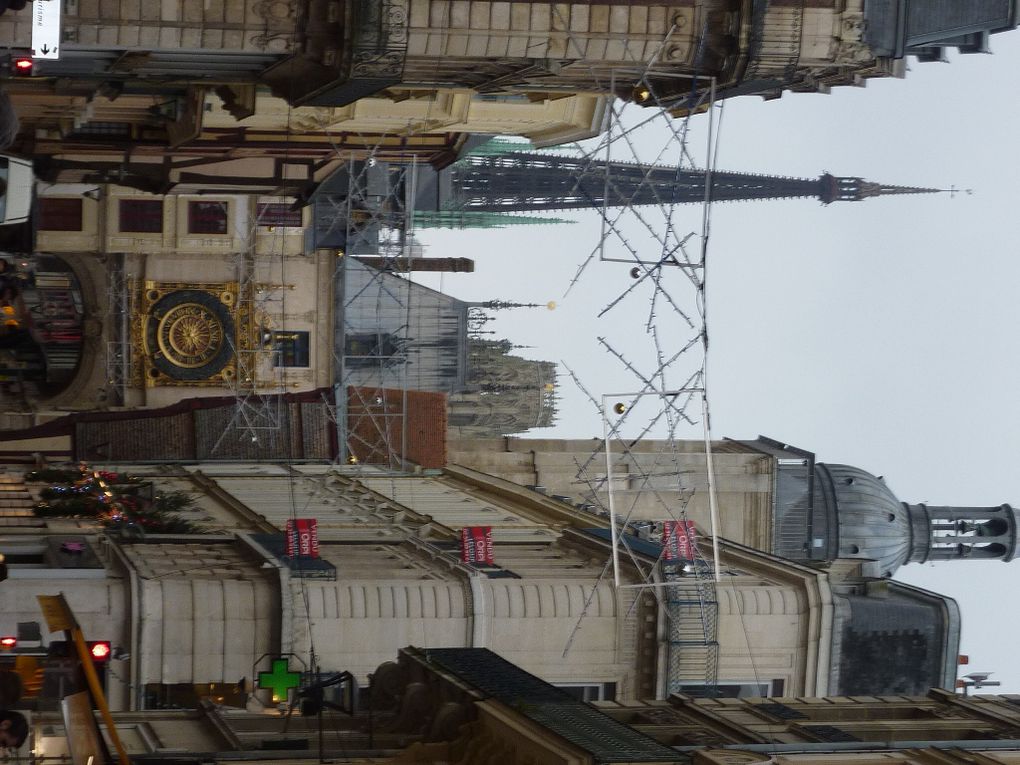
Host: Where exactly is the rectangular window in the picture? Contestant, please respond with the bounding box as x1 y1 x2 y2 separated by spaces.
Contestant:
678 681 773 698
38 198 83 231
256 202 302 228
187 201 228 234
272 331 310 368
71 121 132 137
556 683 618 702
118 199 163 233
344 332 399 368
143 682 247 710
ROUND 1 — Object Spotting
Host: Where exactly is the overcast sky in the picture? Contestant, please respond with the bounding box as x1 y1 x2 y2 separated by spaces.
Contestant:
416 32 1020 692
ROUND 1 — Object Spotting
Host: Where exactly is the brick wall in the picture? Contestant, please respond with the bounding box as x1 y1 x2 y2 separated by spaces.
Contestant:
347 387 447 469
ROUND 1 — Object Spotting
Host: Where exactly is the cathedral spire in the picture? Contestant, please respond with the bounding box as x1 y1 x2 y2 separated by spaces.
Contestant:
818 173 944 204
424 151 945 221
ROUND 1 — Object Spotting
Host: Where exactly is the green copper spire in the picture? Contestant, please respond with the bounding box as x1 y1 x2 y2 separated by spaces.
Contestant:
413 210 574 229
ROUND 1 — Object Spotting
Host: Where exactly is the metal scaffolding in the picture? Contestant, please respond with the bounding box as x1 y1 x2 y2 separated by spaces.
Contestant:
104 253 132 407
210 200 293 454
324 156 420 470
531 14 727 696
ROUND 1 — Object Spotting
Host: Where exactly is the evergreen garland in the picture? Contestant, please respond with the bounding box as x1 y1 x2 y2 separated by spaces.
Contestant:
28 465 204 534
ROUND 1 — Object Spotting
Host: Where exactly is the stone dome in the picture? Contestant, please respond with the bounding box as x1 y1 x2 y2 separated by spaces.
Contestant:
814 463 913 577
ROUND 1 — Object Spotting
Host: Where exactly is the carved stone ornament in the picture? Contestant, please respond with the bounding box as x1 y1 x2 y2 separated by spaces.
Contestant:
696 749 775 765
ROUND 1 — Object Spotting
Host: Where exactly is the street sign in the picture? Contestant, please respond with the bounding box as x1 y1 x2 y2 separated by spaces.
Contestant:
662 520 698 561
285 518 320 558
31 0 61 60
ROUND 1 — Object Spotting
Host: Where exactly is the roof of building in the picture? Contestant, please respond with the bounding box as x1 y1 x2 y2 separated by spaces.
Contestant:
830 580 961 696
864 0 1018 58
422 648 682 763
814 463 914 577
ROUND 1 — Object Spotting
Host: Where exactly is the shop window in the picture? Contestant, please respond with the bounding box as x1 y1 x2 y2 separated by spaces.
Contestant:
256 202 302 228
38 198 83 231
143 682 246 710
119 199 163 233
188 201 228 235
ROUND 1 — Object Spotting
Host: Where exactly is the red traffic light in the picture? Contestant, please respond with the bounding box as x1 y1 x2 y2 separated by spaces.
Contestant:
88 640 111 662
0 636 15 648
12 57 33 75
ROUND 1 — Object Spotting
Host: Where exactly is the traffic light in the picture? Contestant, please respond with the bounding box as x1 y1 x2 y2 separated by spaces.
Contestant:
87 641 112 663
48 640 114 663
11 57 33 76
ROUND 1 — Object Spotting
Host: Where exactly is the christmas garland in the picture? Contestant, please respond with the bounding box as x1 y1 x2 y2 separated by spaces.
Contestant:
27 463 204 534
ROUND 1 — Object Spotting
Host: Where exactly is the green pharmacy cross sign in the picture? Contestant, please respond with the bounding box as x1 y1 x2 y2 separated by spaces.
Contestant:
258 658 301 702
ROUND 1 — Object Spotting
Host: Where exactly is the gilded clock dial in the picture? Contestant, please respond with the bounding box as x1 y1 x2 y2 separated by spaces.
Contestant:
156 303 225 369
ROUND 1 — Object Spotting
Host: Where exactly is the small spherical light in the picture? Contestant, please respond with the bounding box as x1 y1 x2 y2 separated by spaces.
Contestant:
613 403 626 415
630 267 641 279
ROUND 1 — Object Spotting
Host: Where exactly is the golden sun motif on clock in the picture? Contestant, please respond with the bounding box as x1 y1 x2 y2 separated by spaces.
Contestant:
155 303 226 369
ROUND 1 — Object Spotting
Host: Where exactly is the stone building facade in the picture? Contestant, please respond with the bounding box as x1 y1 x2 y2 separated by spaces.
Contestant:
11 643 1020 765
449 436 1019 579
8 84 606 193
1 1 1014 112
0 453 961 714
15 185 331 418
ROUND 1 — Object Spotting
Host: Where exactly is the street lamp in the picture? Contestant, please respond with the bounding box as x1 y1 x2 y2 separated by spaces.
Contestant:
957 672 1001 695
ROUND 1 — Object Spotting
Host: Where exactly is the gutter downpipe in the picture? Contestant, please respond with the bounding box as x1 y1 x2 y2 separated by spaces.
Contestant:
469 572 489 648
802 568 833 697
239 533 293 658
106 537 143 711
406 536 487 649
654 564 669 700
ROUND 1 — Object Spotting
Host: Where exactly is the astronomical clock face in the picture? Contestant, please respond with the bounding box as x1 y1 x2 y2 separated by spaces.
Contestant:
140 287 237 384
155 302 225 369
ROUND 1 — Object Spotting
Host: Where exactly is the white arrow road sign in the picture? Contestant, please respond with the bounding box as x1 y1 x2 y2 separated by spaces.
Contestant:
31 0 61 60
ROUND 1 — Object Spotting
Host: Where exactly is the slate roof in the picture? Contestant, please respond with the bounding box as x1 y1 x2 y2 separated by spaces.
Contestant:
864 0 1018 57
423 648 681 763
